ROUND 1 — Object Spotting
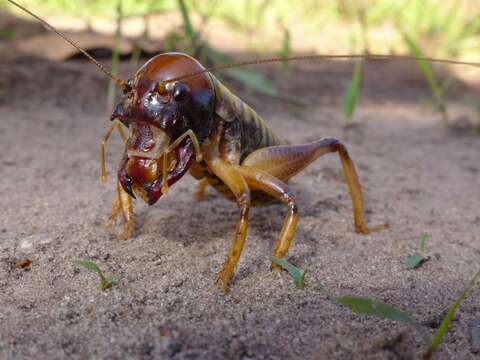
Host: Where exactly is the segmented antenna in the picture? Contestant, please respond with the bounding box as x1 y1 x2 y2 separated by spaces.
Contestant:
6 0 128 92
167 53 480 83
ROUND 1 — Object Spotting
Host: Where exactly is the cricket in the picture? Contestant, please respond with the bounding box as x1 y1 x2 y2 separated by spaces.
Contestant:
5 0 479 292
3 1 480 358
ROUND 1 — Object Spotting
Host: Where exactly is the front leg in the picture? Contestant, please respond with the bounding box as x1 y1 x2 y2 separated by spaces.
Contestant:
107 181 134 240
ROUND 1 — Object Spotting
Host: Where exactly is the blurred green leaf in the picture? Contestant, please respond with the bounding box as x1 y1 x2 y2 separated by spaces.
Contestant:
77 259 101 272
197 44 280 98
343 60 362 122
201 43 231 64
76 259 118 292
226 68 279 97
338 296 417 324
106 0 123 114
104 276 119 289
277 27 291 75
177 0 197 50
270 256 306 288
404 253 424 270
463 96 480 113
404 233 429 270
0 29 13 40
163 31 187 53
401 31 449 122
424 268 480 359
419 233 427 253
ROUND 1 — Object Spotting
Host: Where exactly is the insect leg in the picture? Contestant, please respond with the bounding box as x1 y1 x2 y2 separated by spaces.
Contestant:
115 181 134 239
100 119 127 182
194 178 210 201
205 157 250 292
105 152 135 239
242 138 387 234
237 166 298 271
107 181 134 239
166 129 202 162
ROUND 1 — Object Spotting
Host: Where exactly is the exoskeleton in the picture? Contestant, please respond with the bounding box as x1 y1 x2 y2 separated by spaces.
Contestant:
103 52 386 291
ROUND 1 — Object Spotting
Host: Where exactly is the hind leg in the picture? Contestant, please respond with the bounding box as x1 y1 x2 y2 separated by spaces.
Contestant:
242 138 387 234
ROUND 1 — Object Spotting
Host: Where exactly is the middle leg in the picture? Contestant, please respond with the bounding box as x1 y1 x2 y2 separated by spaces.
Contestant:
205 157 251 292
237 166 298 270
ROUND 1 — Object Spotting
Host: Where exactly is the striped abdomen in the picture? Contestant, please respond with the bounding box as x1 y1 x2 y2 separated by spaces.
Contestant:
210 74 287 162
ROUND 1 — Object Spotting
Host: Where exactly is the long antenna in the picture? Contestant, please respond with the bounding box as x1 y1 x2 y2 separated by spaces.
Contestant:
7 0 480 89
167 53 480 83
5 0 128 91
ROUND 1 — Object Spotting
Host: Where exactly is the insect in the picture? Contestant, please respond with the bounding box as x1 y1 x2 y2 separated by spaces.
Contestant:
7 0 479 291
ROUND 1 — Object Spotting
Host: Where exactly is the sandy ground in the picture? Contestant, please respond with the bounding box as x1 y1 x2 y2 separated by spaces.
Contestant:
1 48 480 360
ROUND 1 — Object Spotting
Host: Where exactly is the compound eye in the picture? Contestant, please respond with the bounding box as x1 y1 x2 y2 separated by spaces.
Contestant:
123 78 134 94
173 83 189 102
142 91 162 119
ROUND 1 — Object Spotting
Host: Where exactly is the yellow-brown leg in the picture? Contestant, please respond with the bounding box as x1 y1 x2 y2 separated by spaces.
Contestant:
237 166 298 270
194 178 210 201
100 120 127 182
107 181 134 239
242 138 387 234
100 121 134 239
205 157 250 292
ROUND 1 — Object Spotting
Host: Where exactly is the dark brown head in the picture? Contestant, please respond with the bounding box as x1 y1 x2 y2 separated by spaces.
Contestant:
111 53 215 205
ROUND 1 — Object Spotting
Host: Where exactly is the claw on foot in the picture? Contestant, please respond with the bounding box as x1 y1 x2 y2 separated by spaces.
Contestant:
106 182 135 239
355 222 389 234
121 220 135 240
194 179 209 201
216 265 234 294
270 261 283 273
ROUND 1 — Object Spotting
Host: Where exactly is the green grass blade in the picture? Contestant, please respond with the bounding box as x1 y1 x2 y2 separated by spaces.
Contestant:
402 32 438 94
226 68 279 97
419 233 427 253
404 233 429 270
0 29 13 40
423 268 480 359
401 31 448 121
105 276 119 285
103 276 119 290
404 233 430 270
338 296 431 343
278 28 291 75
201 44 281 98
77 259 101 272
404 253 424 270
343 60 362 122
337 296 417 324
106 0 123 114
270 256 306 289
177 0 196 49
76 259 110 291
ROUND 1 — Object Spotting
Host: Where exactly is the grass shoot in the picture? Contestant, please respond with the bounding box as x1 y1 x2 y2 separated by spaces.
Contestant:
270 256 306 289
76 259 119 292
404 232 430 270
